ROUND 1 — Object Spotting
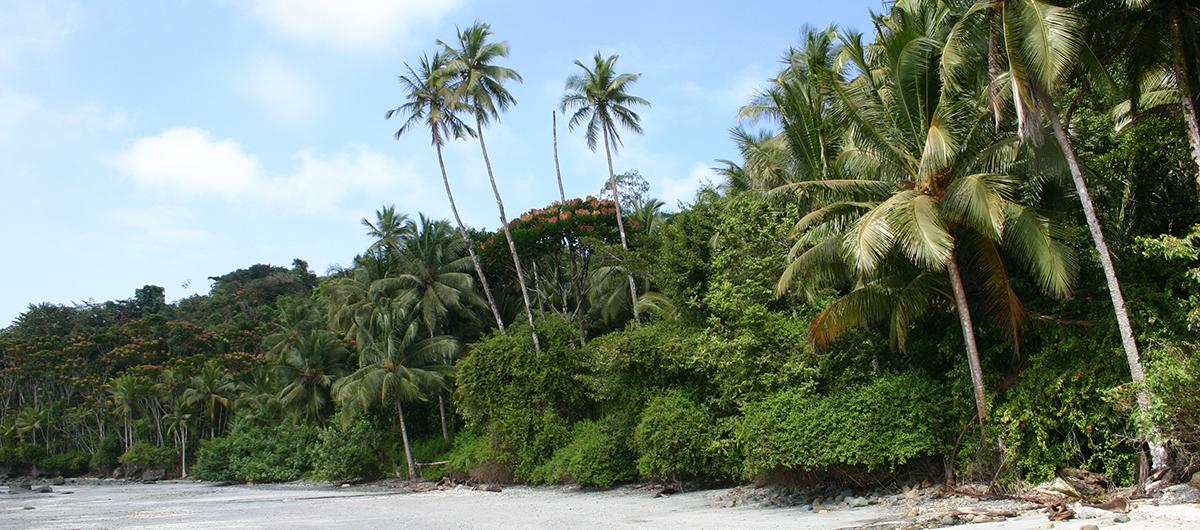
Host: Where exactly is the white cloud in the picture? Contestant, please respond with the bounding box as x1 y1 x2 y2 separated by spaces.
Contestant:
114 127 427 212
242 0 465 52
0 89 126 144
237 53 322 123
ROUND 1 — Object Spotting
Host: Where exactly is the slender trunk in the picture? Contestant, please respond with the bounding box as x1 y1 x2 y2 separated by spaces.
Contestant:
475 115 541 353
396 401 417 480
532 261 547 314
1041 92 1168 470
181 431 188 479
434 141 506 333
437 395 449 443
1167 2 1200 186
600 122 640 323
946 252 988 423
555 111 587 343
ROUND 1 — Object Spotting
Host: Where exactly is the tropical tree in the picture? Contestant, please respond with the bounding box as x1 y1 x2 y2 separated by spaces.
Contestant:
183 362 236 439
943 0 1168 469
778 1 1076 424
275 329 349 426
440 22 541 353
332 305 456 480
386 52 507 333
164 405 191 478
560 52 651 322
106 374 145 452
362 205 415 256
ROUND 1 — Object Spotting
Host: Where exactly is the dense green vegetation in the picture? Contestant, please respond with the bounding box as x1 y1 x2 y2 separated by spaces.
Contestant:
3 0 1200 490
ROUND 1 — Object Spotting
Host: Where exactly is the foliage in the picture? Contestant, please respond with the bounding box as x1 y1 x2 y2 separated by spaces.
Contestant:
312 416 390 481
119 443 176 468
739 373 948 477
633 390 724 481
39 451 90 475
1145 344 1200 476
545 418 636 488
192 423 319 482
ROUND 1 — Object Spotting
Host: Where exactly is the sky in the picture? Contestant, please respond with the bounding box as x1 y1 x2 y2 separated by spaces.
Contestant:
0 0 881 326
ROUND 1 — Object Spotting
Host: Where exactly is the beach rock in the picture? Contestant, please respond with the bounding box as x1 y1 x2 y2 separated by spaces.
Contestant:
847 496 869 508
1190 471 1200 489
1113 514 1131 523
1073 505 1109 519
50 476 65 485
1159 484 1200 505
1037 478 1082 498
141 469 165 482
1079 525 1099 530
33 485 52 493
940 515 957 526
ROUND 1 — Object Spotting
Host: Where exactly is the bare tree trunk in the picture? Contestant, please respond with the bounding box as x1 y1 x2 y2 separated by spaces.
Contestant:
600 122 640 323
434 142 506 333
475 116 541 353
437 395 450 443
1167 1 1200 186
1042 92 1168 470
396 402 417 480
555 110 588 344
947 252 988 423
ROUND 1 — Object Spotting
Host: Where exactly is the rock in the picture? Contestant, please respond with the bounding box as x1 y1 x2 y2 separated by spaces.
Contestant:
1159 484 1200 505
1073 505 1109 519
1114 514 1131 523
847 496 869 508
141 469 165 482
482 484 502 492
33 485 52 493
940 515 957 526
904 486 920 499
340 483 350 488
1037 477 1082 498
11 482 32 493
1190 471 1200 489
1080 525 1099 530
50 476 65 485
24 506 35 510
907 508 919 517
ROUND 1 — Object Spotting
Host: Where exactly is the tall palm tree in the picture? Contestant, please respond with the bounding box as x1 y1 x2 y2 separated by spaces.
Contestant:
386 52 507 334
274 329 348 426
778 1 1076 424
106 374 144 452
164 405 191 478
362 205 415 256
440 22 541 353
560 52 651 322
944 0 1168 469
332 305 456 480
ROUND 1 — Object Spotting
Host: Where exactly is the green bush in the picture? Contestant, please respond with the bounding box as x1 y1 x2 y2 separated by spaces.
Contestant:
90 435 123 472
547 418 636 488
739 372 947 477
119 443 176 468
193 423 319 482
411 437 452 481
39 451 90 475
0 444 45 467
1145 344 1200 476
633 390 720 481
312 417 389 481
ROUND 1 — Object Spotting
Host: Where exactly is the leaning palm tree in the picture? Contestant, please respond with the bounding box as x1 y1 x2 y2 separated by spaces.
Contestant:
779 1 1076 424
560 52 651 322
332 305 457 480
440 22 541 353
944 0 1168 470
386 52 507 333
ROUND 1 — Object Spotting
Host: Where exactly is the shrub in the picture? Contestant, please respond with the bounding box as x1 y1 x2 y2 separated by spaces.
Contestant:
1145 344 1200 476
90 435 123 472
40 451 90 475
193 423 319 482
411 437 452 481
0 444 45 467
633 390 720 481
119 443 176 468
312 417 389 481
445 428 500 476
547 418 636 488
739 372 947 478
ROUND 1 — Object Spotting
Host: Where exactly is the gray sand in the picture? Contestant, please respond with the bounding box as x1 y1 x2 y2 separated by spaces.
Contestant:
2 481 1198 529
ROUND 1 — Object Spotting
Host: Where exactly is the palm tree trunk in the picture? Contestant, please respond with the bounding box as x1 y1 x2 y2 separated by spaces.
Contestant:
988 13 1003 128
437 395 450 442
475 115 541 353
181 431 188 479
600 122 640 323
1041 92 1168 471
1167 1 1200 186
396 401 417 480
946 252 988 423
434 142 506 333
555 111 588 344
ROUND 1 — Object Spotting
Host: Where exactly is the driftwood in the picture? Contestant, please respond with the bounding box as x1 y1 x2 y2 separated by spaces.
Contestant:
415 460 449 468
947 507 1020 518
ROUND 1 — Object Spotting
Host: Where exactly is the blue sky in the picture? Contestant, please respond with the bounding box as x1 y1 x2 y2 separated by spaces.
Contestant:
0 0 880 325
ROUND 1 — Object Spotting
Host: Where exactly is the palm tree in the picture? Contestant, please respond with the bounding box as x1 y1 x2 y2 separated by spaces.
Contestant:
332 304 456 480
183 362 236 439
440 22 541 353
164 405 191 478
275 329 349 426
386 52 507 333
362 205 415 256
106 374 144 452
778 1 1076 424
944 0 1168 469
560 52 651 322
